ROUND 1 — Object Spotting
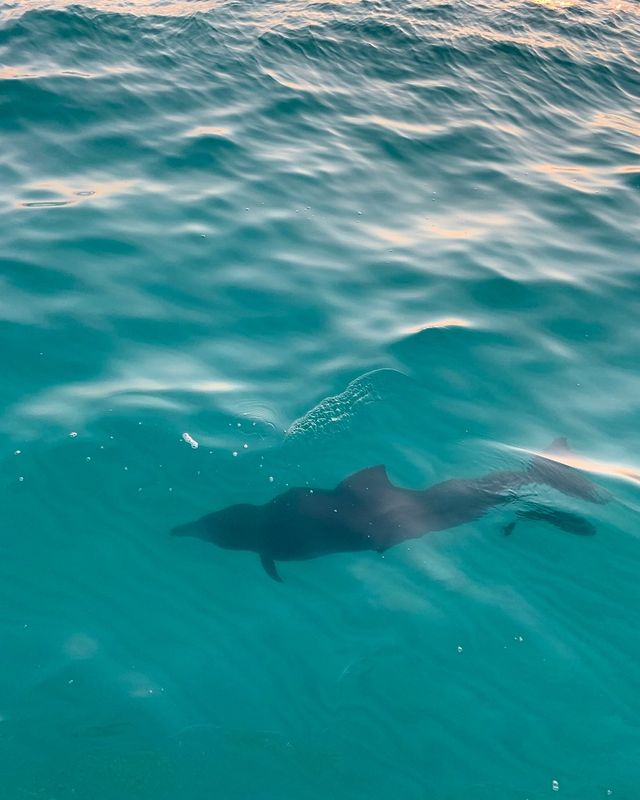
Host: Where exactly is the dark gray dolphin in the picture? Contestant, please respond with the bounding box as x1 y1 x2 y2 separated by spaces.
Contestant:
172 439 607 582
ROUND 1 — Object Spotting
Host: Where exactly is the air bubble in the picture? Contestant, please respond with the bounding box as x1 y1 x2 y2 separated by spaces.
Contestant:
182 432 199 449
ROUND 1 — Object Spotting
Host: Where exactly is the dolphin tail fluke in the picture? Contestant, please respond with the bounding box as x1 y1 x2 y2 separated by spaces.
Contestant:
528 438 608 504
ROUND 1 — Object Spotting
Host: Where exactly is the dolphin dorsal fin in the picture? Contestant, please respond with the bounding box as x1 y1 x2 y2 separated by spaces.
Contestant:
544 437 574 456
260 554 283 583
338 465 392 495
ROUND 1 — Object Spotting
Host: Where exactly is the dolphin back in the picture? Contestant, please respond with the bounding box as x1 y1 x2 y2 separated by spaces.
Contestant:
528 438 609 504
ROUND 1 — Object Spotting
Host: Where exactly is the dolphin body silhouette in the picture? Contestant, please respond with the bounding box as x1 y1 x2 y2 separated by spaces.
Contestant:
172 439 606 582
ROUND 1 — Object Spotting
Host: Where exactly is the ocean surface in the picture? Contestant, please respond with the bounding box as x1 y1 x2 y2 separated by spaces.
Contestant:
1 1 639 797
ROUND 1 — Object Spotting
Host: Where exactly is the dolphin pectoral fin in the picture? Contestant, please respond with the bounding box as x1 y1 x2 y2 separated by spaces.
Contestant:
506 505 596 536
260 554 283 583
518 506 596 536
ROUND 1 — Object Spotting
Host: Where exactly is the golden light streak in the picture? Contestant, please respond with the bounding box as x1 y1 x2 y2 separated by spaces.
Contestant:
509 445 640 487
401 318 474 335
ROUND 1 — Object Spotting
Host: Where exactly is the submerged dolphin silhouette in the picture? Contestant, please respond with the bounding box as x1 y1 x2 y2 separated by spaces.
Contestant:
172 439 606 582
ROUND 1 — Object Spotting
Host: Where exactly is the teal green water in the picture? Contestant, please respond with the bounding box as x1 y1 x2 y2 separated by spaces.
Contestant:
1 1 640 797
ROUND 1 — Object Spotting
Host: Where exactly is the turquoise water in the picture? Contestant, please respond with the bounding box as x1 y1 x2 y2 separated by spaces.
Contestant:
1 1 640 797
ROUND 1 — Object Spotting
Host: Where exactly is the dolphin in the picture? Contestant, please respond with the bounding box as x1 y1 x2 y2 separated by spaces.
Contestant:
172 439 607 582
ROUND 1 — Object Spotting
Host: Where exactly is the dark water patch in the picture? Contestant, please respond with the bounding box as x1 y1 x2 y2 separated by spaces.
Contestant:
0 257 80 293
164 132 245 175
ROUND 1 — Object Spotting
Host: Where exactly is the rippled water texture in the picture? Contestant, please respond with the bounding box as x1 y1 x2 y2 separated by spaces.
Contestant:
1 1 639 797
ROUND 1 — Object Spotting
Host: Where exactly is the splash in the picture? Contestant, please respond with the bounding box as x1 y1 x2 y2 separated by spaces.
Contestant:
285 368 408 443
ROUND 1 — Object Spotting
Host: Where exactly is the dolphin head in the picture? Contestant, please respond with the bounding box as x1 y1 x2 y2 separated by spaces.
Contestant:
171 503 264 551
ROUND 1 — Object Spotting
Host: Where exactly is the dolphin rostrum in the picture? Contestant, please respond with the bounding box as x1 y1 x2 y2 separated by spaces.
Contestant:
172 439 607 582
